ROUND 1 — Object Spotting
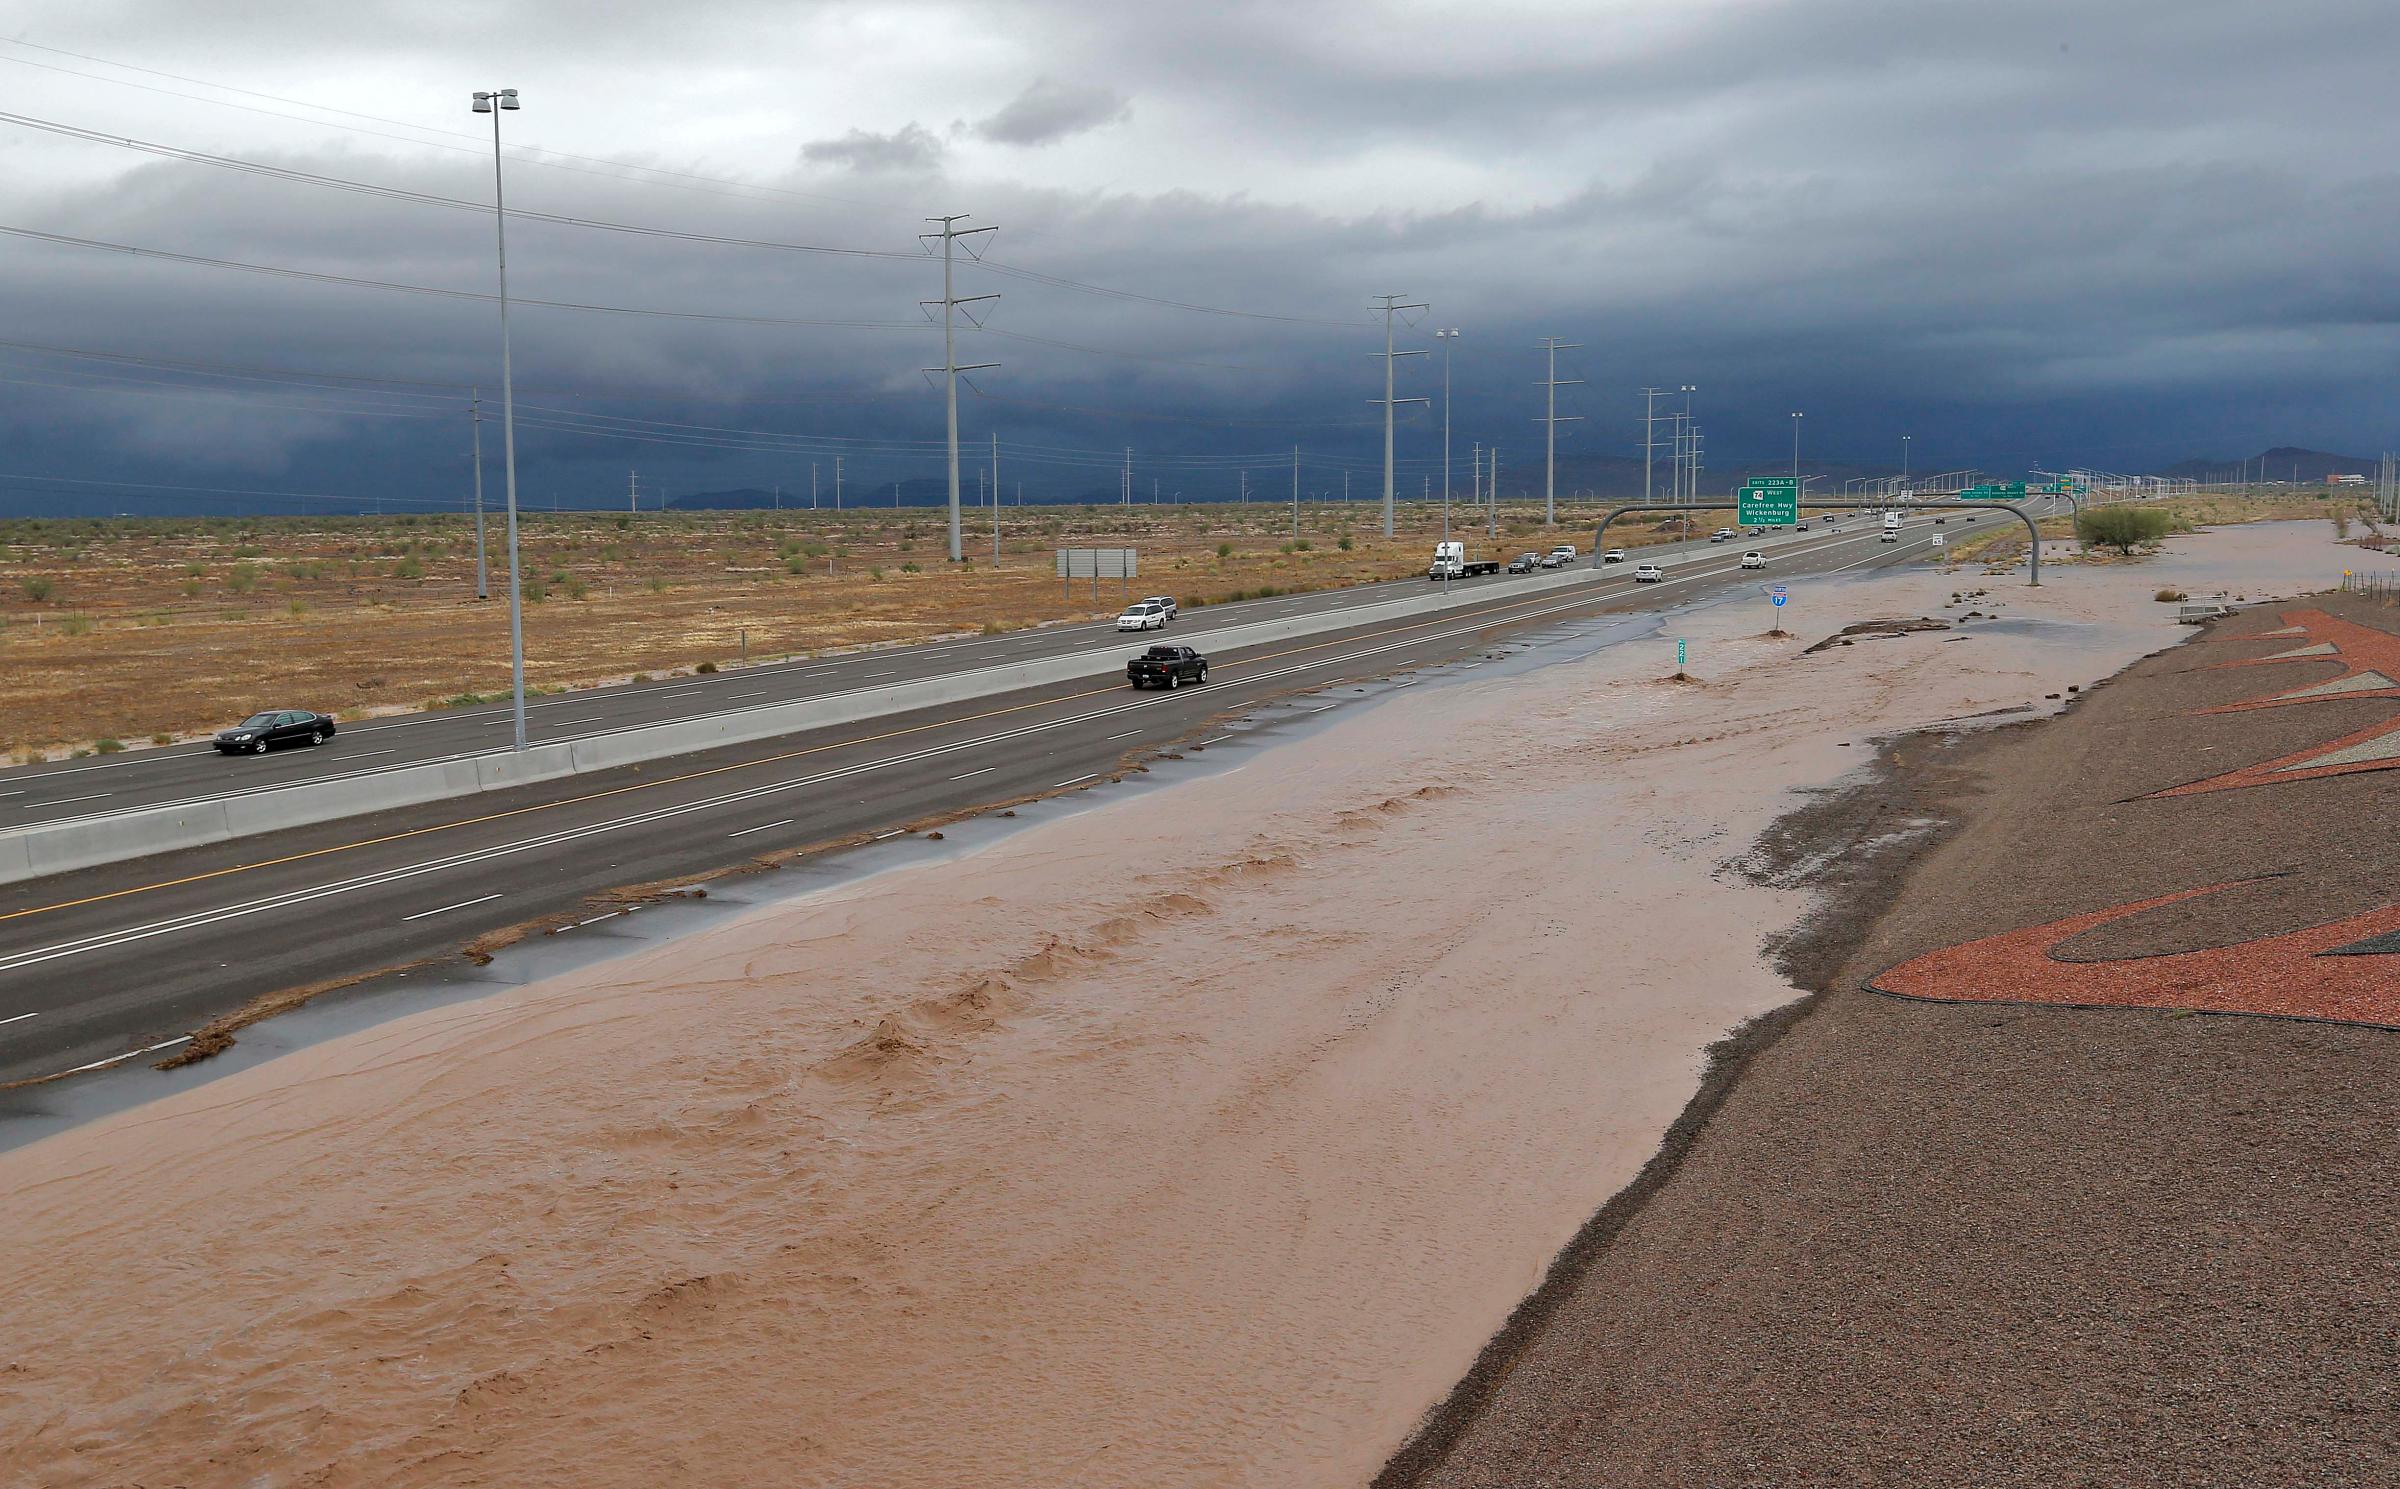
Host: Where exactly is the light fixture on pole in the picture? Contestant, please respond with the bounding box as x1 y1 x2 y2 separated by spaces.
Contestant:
471 86 528 753
1901 433 1911 486
1790 411 1804 484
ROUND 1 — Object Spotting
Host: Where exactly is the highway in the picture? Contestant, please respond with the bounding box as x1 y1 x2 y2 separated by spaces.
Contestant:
0 514 1971 828
0 506 2042 1089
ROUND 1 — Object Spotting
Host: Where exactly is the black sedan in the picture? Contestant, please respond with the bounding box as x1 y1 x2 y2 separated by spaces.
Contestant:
214 709 337 754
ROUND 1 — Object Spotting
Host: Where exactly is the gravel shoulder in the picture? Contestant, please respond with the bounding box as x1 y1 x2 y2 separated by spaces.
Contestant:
1384 594 2400 1489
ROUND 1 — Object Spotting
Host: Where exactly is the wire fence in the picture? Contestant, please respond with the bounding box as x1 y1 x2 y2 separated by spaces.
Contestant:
2338 571 2399 606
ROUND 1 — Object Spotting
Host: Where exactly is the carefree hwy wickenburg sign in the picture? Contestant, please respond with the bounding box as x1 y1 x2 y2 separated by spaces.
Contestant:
1738 477 1799 526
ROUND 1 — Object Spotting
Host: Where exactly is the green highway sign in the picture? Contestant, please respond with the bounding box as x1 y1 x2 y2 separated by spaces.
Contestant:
1738 476 1799 525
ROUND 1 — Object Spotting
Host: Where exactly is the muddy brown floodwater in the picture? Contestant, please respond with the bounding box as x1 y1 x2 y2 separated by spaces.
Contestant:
0 523 2378 1487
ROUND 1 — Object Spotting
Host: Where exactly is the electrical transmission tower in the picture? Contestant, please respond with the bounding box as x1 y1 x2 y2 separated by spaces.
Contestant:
1370 294 1430 538
1535 338 1583 525
921 214 999 563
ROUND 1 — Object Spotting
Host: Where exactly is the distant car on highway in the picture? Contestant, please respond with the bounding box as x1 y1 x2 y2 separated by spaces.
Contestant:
1548 544 1579 565
1794 521 1811 532
1710 528 1735 543
1633 562 1666 583
1740 551 1767 569
1537 551 1564 568
1507 552 1542 574
214 709 336 755
1142 594 1179 618
1116 601 1169 631
1932 515 1947 524
1127 645 1207 689
1600 548 1627 564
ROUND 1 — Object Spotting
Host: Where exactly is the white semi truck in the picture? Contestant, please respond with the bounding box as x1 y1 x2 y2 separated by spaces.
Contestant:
1427 540 1502 579
1881 510 1903 541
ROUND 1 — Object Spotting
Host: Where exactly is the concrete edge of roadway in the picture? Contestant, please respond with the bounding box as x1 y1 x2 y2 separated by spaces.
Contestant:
0 558 1618 888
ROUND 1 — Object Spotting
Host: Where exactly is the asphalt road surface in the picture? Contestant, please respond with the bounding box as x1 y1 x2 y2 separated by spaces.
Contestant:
0 507 2045 1087
0 512 2002 828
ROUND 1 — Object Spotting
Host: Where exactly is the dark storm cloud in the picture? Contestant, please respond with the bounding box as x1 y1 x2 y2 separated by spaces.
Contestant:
971 77 1130 147
801 122 948 173
0 0 2395 515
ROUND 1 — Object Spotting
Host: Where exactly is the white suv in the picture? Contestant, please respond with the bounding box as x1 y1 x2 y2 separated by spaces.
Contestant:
1142 595 1178 619
1116 602 1167 631
1740 551 1767 569
1633 562 1666 583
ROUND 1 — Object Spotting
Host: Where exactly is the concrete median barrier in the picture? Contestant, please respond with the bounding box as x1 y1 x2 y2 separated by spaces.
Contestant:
0 562 1628 888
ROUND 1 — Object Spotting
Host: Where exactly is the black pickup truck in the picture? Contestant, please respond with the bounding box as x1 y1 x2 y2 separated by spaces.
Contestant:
1128 645 1208 689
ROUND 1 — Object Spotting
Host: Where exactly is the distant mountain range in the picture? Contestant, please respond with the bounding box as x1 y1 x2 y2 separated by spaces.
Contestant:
2157 446 2377 482
5 446 2378 520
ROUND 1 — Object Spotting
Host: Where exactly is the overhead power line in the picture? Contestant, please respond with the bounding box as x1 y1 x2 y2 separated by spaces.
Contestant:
0 83 1361 329
0 110 925 261
0 223 1266 370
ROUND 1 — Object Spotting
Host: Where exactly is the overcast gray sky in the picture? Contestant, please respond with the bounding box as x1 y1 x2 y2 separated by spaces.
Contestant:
2 0 2395 511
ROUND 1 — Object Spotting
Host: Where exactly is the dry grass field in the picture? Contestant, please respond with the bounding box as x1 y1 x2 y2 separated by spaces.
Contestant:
1946 490 2385 567
0 498 1706 758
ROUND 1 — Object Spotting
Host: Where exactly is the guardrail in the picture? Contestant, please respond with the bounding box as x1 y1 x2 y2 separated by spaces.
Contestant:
0 557 1623 888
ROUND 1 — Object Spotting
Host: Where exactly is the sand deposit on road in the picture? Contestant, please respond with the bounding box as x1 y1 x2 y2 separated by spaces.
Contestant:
0 522 2371 1488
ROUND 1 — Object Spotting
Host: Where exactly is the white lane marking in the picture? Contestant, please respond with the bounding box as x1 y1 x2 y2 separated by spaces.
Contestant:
27 792 112 808
0 791 22 799
659 685 707 696
1107 730 1142 740
0 573 1887 976
950 767 996 780
0 1010 39 1028
337 750 397 761
62 1035 190 1075
550 716 606 726
874 829 906 839
726 692 766 700
575 911 622 926
1052 774 1098 786
0 749 215 782
726 818 794 838
863 670 896 679
1305 705 1338 712
400 892 503 922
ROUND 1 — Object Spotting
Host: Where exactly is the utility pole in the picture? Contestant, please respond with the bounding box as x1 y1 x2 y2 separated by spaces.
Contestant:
772 483 780 512
469 388 489 600
1471 441 1482 512
1434 328 1461 514
810 462 819 510
920 214 999 563
628 468 639 513
1535 337 1583 526
1291 445 1301 538
1791 411 1804 483
835 454 844 511
1371 293 1430 538
1489 447 1499 536
990 430 1001 563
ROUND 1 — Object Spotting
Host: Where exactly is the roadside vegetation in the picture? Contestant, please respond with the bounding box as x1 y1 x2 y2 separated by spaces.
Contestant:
2075 505 2175 555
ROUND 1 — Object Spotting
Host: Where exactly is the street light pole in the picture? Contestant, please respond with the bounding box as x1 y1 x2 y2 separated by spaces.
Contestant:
1434 328 1459 517
1901 434 1911 486
472 87 527 752
1791 411 1803 485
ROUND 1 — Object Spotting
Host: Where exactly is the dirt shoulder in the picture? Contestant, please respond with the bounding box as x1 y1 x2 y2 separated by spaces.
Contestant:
1384 593 2400 1489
